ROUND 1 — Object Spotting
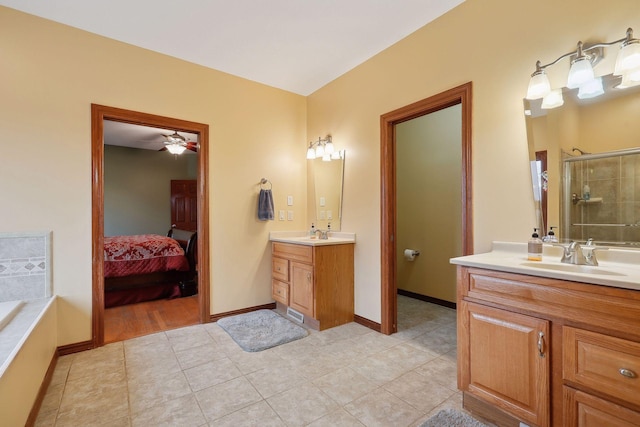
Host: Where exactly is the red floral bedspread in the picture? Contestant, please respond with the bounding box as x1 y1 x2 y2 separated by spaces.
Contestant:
104 234 190 278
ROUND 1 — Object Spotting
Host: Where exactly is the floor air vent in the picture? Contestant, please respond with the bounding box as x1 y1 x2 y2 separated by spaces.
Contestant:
286 307 304 323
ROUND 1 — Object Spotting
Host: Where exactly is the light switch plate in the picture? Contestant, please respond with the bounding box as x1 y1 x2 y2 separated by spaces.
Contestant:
319 197 325 207
319 211 325 220
327 210 332 220
279 210 285 221
287 210 294 221
287 196 293 206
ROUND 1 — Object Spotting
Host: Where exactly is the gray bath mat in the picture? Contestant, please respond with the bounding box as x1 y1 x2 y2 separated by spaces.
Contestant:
217 309 308 352
419 409 490 427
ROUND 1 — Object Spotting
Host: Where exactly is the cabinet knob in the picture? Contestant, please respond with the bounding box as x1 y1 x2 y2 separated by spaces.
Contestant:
619 368 637 378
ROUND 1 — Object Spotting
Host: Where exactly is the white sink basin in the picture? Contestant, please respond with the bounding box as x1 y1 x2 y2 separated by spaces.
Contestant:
520 262 626 276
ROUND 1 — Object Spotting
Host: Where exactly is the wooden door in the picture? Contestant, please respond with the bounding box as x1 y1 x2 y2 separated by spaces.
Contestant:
460 301 550 427
171 180 197 231
290 262 314 318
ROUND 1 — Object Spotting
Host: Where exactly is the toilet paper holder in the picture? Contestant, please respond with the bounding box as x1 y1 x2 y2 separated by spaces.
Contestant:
404 249 421 261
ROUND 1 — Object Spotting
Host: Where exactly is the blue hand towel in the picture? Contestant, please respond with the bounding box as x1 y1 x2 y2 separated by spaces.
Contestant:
258 189 274 221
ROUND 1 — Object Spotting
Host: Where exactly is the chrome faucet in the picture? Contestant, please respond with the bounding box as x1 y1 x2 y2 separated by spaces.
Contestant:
556 239 608 266
315 229 329 240
583 238 608 266
560 241 588 265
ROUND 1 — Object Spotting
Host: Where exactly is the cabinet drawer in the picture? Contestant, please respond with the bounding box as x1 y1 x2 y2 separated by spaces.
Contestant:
272 280 289 305
564 326 640 407
272 257 289 282
272 242 313 264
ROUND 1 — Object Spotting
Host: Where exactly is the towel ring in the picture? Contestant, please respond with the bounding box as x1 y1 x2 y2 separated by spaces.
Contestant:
260 178 272 190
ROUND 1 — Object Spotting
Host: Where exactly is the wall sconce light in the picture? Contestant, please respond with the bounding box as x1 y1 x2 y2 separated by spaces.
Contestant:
306 135 340 161
526 28 640 106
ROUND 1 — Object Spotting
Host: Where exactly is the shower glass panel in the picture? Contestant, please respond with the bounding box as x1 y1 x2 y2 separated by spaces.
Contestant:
562 148 640 247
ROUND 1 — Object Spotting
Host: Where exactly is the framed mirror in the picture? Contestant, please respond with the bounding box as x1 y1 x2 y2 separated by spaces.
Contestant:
308 151 345 231
524 74 640 246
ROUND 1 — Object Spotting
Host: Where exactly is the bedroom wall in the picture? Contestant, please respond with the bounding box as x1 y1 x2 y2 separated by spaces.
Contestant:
0 6 307 346
104 145 197 236
307 0 640 322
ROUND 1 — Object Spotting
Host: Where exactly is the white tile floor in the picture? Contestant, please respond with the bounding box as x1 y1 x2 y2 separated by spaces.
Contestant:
35 296 463 426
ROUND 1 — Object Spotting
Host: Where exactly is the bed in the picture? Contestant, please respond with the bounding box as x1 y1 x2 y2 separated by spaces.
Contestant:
104 229 197 308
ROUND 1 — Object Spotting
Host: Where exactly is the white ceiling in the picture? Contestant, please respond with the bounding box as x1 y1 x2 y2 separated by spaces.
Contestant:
0 0 464 96
104 120 199 153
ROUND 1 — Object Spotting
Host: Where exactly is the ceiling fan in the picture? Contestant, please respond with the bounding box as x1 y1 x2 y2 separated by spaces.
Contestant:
160 131 198 154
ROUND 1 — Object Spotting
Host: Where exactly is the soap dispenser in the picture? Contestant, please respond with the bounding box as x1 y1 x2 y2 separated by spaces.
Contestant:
309 223 316 239
543 226 558 243
528 228 543 261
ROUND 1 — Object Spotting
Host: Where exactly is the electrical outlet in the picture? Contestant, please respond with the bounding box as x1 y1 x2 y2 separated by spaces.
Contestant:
287 195 293 206
327 210 332 220
287 210 294 221
279 210 285 221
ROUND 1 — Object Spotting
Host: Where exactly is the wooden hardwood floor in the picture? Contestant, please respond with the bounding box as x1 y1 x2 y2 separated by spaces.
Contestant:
104 296 200 344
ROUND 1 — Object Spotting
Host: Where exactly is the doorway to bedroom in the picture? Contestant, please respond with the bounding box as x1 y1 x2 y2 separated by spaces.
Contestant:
91 104 210 347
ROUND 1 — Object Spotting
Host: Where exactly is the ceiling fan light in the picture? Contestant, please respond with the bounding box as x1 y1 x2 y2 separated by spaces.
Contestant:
166 143 187 155
567 57 595 89
526 71 551 100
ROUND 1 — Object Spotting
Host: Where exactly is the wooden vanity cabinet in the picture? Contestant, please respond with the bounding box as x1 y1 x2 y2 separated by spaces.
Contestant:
457 266 640 427
271 242 354 330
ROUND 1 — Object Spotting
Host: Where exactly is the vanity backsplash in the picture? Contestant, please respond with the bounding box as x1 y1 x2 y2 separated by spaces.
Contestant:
0 232 52 302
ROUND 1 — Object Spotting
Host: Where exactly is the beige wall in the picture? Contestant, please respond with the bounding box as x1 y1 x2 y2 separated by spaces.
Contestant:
0 7 307 346
104 145 197 236
2 1 639 340
396 106 462 303
307 0 640 322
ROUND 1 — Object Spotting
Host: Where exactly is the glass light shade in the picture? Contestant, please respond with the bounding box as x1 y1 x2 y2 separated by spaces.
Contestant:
541 89 564 109
614 41 640 75
306 147 316 159
331 150 342 159
567 58 595 89
526 71 551 99
315 144 325 157
616 69 640 88
322 153 331 161
577 77 604 99
324 140 335 154
166 143 187 155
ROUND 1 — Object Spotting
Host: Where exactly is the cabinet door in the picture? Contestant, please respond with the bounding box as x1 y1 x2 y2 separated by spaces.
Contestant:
564 386 640 427
461 301 550 427
290 262 314 318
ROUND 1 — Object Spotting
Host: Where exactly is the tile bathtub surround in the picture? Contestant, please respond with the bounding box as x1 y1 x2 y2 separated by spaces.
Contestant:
35 296 476 427
0 231 52 301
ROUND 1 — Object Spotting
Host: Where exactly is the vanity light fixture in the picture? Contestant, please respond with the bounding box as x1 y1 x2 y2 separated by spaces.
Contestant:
526 27 640 103
306 135 339 161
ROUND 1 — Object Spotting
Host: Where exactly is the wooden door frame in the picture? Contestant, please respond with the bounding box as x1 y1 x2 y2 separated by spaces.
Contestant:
91 104 210 347
380 82 473 335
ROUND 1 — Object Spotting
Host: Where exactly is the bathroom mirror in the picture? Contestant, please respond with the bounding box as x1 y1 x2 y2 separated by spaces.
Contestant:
524 74 640 246
309 151 345 231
